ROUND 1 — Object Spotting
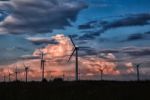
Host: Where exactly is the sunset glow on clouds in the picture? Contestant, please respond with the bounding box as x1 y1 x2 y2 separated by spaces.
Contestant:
0 34 137 81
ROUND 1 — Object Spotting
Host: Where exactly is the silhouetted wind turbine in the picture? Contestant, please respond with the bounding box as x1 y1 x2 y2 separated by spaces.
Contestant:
15 65 18 81
99 68 103 81
8 69 12 82
135 64 141 81
98 65 106 81
39 49 47 81
23 63 29 83
62 71 65 80
68 35 80 81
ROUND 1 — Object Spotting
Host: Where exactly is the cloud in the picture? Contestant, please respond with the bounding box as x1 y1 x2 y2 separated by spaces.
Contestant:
99 49 119 54
20 55 40 60
27 37 59 45
78 30 105 40
0 0 87 34
1 34 149 80
33 34 73 58
126 33 145 41
0 34 124 80
123 31 150 42
122 46 150 57
78 13 150 40
100 46 150 57
78 23 94 29
103 13 150 30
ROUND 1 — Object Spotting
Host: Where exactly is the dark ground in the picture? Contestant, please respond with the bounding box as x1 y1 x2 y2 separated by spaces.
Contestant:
0 80 150 100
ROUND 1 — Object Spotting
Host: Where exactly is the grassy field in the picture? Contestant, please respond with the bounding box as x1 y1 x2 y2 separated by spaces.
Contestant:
0 80 150 100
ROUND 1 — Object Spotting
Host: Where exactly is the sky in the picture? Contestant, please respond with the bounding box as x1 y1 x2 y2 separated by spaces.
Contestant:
0 0 150 81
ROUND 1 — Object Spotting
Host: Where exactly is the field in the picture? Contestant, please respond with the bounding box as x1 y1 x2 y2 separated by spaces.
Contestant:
0 80 150 100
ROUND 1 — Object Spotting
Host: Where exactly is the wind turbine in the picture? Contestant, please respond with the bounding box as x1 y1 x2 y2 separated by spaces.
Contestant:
8 69 12 82
14 65 18 81
98 65 106 81
23 63 30 83
68 35 80 81
39 49 47 81
99 68 103 81
135 64 141 81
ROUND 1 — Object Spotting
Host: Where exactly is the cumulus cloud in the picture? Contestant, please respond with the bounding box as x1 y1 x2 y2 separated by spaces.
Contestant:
0 34 137 81
1 34 149 81
0 0 87 34
1 34 141 80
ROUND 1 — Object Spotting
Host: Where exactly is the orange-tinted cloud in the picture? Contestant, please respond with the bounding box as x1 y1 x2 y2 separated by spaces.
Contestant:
0 34 135 81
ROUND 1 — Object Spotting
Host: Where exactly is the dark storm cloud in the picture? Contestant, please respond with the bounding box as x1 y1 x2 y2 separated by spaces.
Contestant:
0 0 87 34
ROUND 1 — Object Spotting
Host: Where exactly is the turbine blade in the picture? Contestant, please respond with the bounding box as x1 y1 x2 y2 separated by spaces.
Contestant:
38 48 42 53
69 35 76 47
68 48 76 62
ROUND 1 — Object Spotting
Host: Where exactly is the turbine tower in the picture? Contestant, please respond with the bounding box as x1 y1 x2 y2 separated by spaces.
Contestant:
99 68 103 81
135 64 141 81
39 49 46 81
68 35 79 81
8 69 12 82
99 65 106 81
15 65 18 81
23 63 29 83
62 71 65 80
